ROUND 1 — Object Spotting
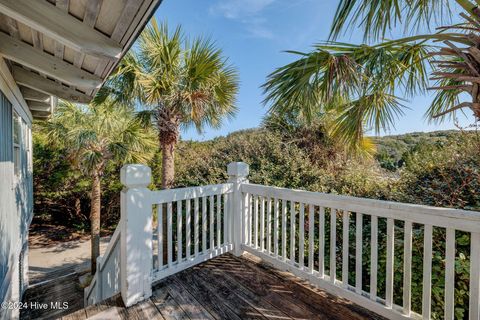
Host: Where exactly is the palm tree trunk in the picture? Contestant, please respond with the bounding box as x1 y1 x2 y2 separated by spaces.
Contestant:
161 141 175 189
90 172 101 274
157 107 180 263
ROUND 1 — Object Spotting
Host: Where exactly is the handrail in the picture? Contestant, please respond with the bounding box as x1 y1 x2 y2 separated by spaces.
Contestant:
242 183 480 233
99 220 122 272
150 183 233 203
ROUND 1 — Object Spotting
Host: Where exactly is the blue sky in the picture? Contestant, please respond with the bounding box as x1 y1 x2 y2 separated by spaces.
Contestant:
154 0 473 141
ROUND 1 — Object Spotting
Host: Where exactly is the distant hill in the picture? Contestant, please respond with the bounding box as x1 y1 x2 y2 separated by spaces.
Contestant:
372 130 466 170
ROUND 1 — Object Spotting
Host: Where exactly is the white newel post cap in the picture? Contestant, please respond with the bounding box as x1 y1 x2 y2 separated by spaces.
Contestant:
227 162 249 178
120 164 151 188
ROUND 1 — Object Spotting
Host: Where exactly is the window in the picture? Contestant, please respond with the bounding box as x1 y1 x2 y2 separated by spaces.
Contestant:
13 112 21 176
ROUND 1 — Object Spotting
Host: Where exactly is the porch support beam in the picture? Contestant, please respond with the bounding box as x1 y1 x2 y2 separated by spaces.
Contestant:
0 32 103 89
13 66 92 104
27 101 50 112
0 0 122 59
20 87 50 103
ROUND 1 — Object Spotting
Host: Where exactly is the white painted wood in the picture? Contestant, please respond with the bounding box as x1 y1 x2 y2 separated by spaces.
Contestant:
267 197 272 253
177 200 183 261
0 32 102 88
274 198 279 257
254 196 259 249
151 183 233 204
330 209 337 284
241 184 480 233
370 215 378 301
355 213 363 294
299 203 305 269
224 193 230 245
217 194 221 248
290 201 296 264
403 221 412 316
422 224 433 319
282 199 287 261
20 87 50 102
319 207 325 278
386 218 394 308
194 197 199 256
167 202 173 267
308 204 314 273
209 195 214 250
153 244 233 282
0 59 33 122
469 232 480 320
186 199 191 259
444 228 455 320
12 66 91 104
119 164 152 307
157 205 163 269
0 0 122 59
342 210 349 288
227 162 249 256
260 197 265 251
202 197 207 253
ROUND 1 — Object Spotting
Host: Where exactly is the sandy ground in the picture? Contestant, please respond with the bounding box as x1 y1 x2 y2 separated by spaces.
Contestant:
29 236 111 281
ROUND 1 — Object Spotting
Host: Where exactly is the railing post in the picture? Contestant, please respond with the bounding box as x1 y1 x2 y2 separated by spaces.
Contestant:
120 164 153 307
227 162 249 256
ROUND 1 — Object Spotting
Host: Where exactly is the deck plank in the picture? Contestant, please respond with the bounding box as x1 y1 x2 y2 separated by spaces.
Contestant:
163 278 215 320
171 273 242 320
22 253 385 320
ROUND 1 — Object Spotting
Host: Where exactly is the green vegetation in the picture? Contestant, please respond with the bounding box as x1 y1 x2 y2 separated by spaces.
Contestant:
40 101 156 273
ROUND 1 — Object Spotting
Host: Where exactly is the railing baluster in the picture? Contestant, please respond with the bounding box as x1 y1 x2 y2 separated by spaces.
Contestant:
386 218 394 308
422 224 433 319
299 203 305 269
167 202 173 267
224 193 229 246
290 201 296 264
319 207 325 278
355 213 363 294
267 197 272 253
308 204 314 273
282 199 287 261
370 215 378 301
177 200 183 262
342 210 349 288
445 228 455 320
194 198 199 256
330 208 336 284
469 232 480 320
202 196 207 253
186 199 191 260
260 197 265 251
403 221 412 316
254 196 259 249
217 194 221 248
157 205 163 269
209 195 214 250
274 198 279 257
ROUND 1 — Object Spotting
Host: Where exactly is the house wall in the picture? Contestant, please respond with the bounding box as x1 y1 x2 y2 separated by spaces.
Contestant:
0 58 33 319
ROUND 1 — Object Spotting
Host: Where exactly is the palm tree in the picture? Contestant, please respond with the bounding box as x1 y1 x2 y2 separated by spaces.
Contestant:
44 101 156 273
263 0 480 152
96 19 239 189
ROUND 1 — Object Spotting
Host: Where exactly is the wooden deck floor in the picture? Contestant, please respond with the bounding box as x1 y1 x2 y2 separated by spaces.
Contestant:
22 253 385 320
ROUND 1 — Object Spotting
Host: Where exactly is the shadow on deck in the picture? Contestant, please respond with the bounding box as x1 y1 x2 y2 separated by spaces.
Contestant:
23 253 385 319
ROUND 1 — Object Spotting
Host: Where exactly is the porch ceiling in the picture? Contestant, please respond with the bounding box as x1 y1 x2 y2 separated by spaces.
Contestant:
0 0 162 120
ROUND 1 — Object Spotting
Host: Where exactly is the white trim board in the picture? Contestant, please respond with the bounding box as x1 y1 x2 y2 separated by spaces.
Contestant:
0 57 32 124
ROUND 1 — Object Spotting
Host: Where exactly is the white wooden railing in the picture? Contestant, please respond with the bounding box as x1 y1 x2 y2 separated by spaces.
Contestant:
84 221 121 305
151 183 234 281
241 183 480 320
85 162 480 320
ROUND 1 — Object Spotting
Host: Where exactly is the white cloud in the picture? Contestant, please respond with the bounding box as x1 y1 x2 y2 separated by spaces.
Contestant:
210 0 275 39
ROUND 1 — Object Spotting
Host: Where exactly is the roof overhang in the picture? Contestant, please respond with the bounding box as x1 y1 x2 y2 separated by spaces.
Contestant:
0 0 162 120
